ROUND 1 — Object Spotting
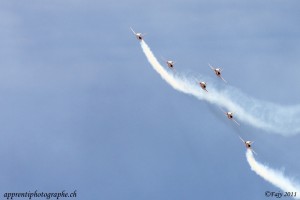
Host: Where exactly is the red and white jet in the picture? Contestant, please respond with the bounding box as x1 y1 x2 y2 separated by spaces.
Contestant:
209 63 227 83
239 136 256 154
225 111 240 125
166 60 175 69
130 27 145 40
161 57 175 69
219 108 240 126
199 81 208 92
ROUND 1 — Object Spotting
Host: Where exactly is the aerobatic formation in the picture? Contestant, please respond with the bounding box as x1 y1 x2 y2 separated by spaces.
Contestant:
131 27 300 199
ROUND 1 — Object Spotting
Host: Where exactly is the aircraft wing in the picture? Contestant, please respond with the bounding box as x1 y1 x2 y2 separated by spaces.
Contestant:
232 119 240 126
220 76 227 83
218 107 227 114
208 63 215 71
251 149 257 155
130 27 136 35
239 136 245 143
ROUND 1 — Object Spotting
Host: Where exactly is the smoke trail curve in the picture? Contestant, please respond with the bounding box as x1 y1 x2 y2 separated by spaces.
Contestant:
246 150 300 199
140 40 300 135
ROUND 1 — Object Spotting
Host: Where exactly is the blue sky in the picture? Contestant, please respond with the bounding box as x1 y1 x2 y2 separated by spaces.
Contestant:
0 0 300 199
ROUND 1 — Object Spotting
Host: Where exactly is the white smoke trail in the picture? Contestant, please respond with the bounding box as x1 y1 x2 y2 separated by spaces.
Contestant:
140 40 300 135
246 150 300 199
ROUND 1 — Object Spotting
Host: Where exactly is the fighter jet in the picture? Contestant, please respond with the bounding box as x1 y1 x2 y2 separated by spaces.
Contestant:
166 60 175 69
219 108 240 126
130 27 145 40
209 63 227 83
199 81 208 92
225 111 240 125
161 57 175 69
239 136 256 154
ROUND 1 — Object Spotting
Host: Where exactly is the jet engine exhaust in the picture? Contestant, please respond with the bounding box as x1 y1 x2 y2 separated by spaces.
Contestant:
246 150 300 199
140 40 300 135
